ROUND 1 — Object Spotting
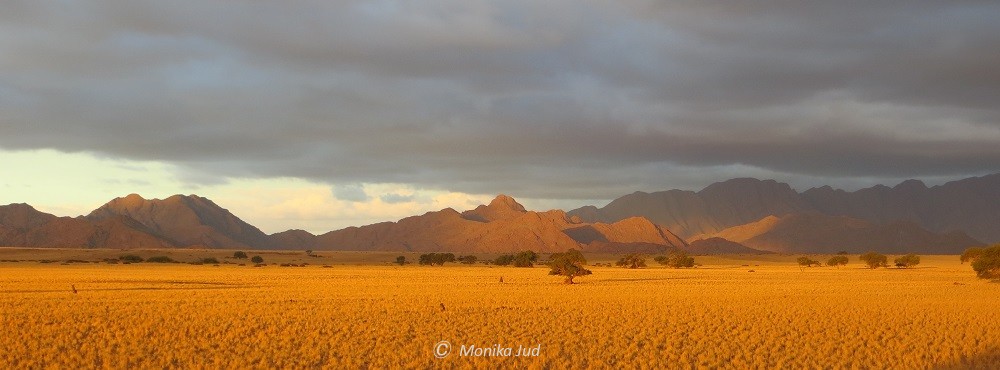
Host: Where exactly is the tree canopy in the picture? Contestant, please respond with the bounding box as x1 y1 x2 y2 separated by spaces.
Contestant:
655 250 695 268
971 245 1000 279
859 252 887 269
548 249 592 284
616 254 647 269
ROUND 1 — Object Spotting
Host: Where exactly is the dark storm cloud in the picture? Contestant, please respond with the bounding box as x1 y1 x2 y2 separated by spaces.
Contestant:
1 1 999 198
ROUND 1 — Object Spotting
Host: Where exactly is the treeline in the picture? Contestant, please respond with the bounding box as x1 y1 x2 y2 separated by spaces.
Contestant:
613 251 696 269
413 251 539 267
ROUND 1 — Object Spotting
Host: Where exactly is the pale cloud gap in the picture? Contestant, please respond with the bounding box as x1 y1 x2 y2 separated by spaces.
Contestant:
1 1 999 202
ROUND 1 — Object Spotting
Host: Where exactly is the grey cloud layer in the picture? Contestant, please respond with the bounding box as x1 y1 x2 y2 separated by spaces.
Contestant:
2 1 999 198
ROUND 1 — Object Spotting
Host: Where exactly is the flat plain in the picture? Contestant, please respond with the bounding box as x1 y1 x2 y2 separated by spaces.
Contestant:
0 251 998 369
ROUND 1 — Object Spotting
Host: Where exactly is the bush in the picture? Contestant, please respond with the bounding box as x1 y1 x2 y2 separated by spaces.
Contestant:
893 254 920 268
655 251 694 268
146 256 175 263
827 256 849 267
859 252 888 269
971 245 1000 279
251 256 264 264
120 255 144 263
395 256 407 265
457 255 478 264
234 251 248 259
201 257 220 264
616 254 646 269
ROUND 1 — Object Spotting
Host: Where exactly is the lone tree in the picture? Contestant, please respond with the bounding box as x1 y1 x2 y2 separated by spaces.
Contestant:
513 251 538 267
548 249 592 284
971 244 1000 279
234 251 248 259
797 256 821 268
616 254 647 269
961 247 985 264
395 256 407 265
859 252 888 269
656 250 695 268
894 254 920 268
827 256 849 267
251 255 264 264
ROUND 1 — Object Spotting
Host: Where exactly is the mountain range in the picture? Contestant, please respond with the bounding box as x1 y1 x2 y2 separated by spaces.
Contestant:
2 174 997 254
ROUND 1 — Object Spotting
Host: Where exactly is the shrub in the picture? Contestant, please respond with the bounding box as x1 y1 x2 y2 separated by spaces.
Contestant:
616 254 647 269
395 256 407 265
457 255 478 264
146 256 175 263
250 256 264 264
827 256 849 267
234 251 248 259
548 249 592 284
859 252 888 269
120 255 144 263
971 245 1000 279
201 257 220 264
893 254 920 268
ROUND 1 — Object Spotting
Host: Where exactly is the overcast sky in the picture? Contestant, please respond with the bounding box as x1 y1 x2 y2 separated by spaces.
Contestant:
2 2 999 232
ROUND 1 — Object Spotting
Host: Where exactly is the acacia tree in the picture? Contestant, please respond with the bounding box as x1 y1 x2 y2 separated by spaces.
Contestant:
513 251 538 267
656 250 695 268
797 256 821 268
250 255 264 264
859 252 888 269
233 251 248 259
548 249 592 284
827 256 849 267
894 254 920 268
961 247 985 264
395 256 407 265
971 245 1000 279
616 254 647 269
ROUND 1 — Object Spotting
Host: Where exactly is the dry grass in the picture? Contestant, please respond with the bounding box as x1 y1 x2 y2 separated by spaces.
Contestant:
0 254 998 368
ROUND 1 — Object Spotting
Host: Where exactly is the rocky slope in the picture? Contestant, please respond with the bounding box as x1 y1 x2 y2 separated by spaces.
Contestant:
0 203 174 248
693 212 982 254
86 194 270 249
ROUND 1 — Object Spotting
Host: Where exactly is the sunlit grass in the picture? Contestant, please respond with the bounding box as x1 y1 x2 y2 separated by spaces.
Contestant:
0 256 997 368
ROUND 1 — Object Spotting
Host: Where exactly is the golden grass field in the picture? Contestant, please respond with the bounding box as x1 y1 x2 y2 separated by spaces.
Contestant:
1 250 998 369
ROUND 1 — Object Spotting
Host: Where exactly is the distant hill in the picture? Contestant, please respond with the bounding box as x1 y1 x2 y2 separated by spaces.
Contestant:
0 203 173 248
314 195 688 253
690 212 982 254
570 173 1000 245
86 194 271 249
